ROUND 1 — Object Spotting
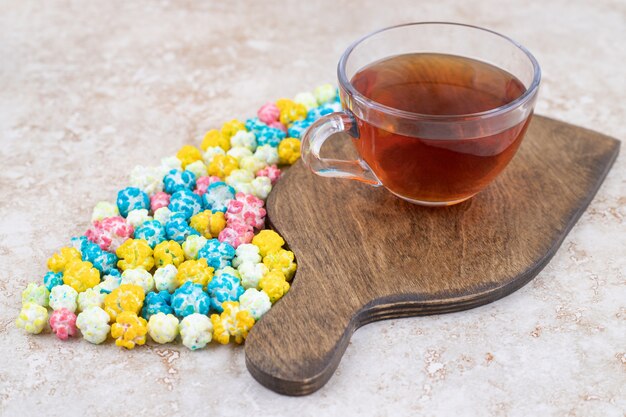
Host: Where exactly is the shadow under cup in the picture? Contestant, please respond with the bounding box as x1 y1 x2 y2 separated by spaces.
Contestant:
302 23 541 206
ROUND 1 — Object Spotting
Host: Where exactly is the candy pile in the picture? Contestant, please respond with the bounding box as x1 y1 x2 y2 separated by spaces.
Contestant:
16 84 341 350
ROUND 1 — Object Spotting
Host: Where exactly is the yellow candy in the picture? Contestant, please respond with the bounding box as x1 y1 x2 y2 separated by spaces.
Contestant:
176 259 214 289
153 240 185 268
210 301 255 345
116 239 154 271
201 129 231 152
103 284 145 321
189 210 226 239
16 302 48 334
207 154 239 179
47 247 82 273
276 98 307 125
263 249 297 281
252 230 285 257
62 260 100 293
278 138 301 165
221 119 246 141
259 271 290 303
111 311 148 349
176 145 203 169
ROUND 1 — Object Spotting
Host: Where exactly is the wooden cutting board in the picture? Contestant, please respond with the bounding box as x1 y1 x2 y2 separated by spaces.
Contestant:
244 115 620 396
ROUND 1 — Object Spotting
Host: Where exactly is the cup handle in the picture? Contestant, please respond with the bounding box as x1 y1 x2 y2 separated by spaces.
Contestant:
301 111 382 186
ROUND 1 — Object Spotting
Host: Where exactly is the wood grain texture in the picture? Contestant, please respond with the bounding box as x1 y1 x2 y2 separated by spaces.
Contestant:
244 115 620 396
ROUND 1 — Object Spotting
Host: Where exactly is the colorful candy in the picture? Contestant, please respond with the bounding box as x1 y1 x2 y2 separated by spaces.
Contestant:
49 284 78 312
259 270 290 303
16 303 48 334
201 130 230 152
278 138 302 165
163 169 196 194
148 313 179 344
121 268 155 293
176 145 203 169
77 288 105 311
225 192 266 230
185 160 208 179
116 187 150 218
153 240 185 268
197 238 236 270
47 247 82 273
221 119 246 141
232 243 262 268
153 264 179 293
141 291 173 320
76 306 111 344
43 271 64 291
237 261 269 290
86 216 134 252
169 189 203 219
111 311 148 349
150 191 171 212
165 212 200 244
230 130 257 151
207 273 244 312
251 229 285 257
49 308 77 340
176 259 214 288
239 288 272 320
103 284 145 321
134 219 166 248
126 209 153 228
207 155 239 179
129 165 164 196
211 301 254 344
189 210 226 239
22 283 50 307
91 201 120 222
263 249 297 281
179 313 213 350
314 83 337 104
256 165 281 185
62 260 100 293
171 281 210 317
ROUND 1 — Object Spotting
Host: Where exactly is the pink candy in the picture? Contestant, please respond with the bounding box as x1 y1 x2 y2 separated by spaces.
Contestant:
268 121 287 133
256 165 282 185
150 192 171 212
225 193 266 230
257 102 280 124
194 176 222 196
49 308 77 340
85 216 134 252
218 222 254 248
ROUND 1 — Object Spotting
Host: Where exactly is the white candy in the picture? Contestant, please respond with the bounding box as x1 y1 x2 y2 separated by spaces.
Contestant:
121 268 154 293
179 313 213 350
238 261 269 290
153 207 172 225
148 313 179 344
234 183 254 195
239 288 271 320
227 147 253 163
294 92 318 111
77 287 105 311
233 243 261 268
129 165 164 196
76 307 111 344
182 235 208 260
160 156 183 176
203 146 226 165
230 130 257 152
215 266 240 278
185 160 208 179
91 201 119 222
314 83 336 105
21 282 49 307
253 145 279 166
49 284 78 312
154 264 178 293
126 209 153 228
239 155 267 173
16 303 48 334
250 176 273 200
93 274 121 294
225 169 254 187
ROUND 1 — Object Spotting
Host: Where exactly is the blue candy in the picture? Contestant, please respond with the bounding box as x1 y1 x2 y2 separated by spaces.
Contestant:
81 241 117 275
306 104 335 122
116 187 150 217
165 213 200 244
169 189 203 220
206 273 244 312
197 238 235 270
141 291 173 320
245 117 286 147
70 236 89 255
163 169 196 194
171 281 210 317
202 182 235 213
287 119 312 139
134 220 166 248
43 271 63 291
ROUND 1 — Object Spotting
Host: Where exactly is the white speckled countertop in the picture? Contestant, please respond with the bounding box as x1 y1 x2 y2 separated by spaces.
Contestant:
0 1 624 416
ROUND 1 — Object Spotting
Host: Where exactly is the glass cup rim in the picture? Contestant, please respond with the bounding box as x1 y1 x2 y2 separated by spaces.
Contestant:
337 21 542 121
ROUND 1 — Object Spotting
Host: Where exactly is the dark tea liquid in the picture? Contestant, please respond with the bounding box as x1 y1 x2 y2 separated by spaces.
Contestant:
350 53 530 204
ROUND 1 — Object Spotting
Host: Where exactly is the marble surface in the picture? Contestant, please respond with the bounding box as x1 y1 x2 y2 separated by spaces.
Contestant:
0 1 624 416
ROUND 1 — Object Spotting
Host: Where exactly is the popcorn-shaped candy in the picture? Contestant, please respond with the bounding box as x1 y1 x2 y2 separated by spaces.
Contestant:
239 288 271 320
176 258 214 288
257 102 280 124
197 238 236 270
321 101 342 113
287 119 312 139
141 291 173 320
252 229 285 257
238 261 269 290
201 130 230 152
314 83 337 104
153 240 185 268
276 98 307 126
179 313 213 350
165 213 200 244
150 191 171 212
77 287 105 311
259 270 290 303
218 222 254 249
163 169 196 194
294 91 318 111
116 238 154 271
16 303 48 334
193 176 221 196
176 145 203 169
250 176 273 200
49 308 77 340
211 301 255 344
278 138 302 165
148 313 179 344
256 165 282 185
117 187 150 218
263 249 297 281
268 120 287 133
93 274 122 295
202 182 236 213
160 156 183 176
129 165 164 196
207 155 239 179
47 247 82 273
111 311 148 349
207 273 244 312
49 284 78 312
233 244 261 268
202 146 226 165
306 104 334 122
154 207 172 225
256 127 285 148
245 117 268 135
227 147 253 163
91 201 119 222
185 160 208 179
121 268 155 293
104 284 145 321
215 266 240 278
169 189 203 220
126 209 152 228
70 236 89 254
239 155 267 174
81 241 118 275
230 130 257 152
253 144 279 166
154 264 178 293
221 119 246 141
225 169 254 190
86 216 134 252
63 260 100 293
134 220 166 248
225 192 266 229
76 306 110 344
182 235 208 260
171 281 210 317
189 210 226 239
43 271 64 291
22 283 50 307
